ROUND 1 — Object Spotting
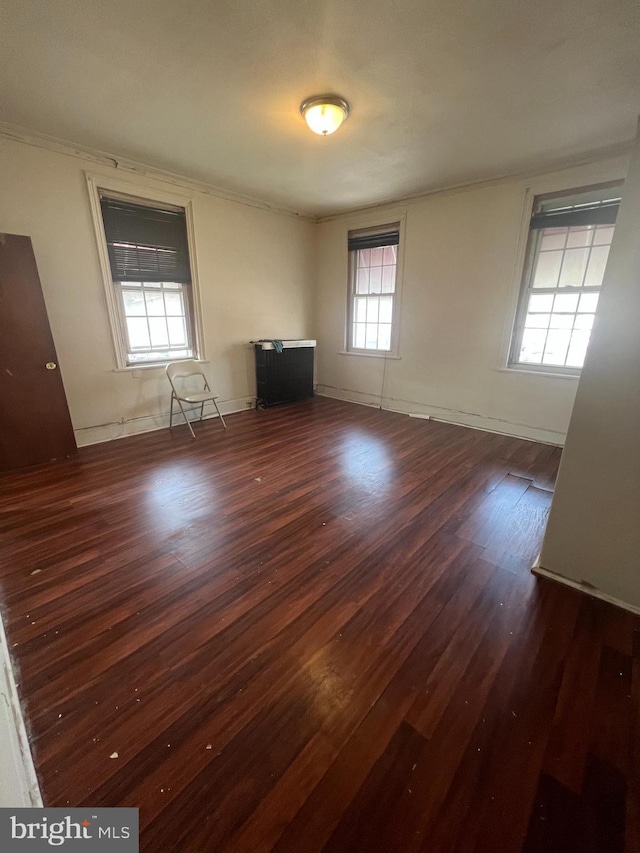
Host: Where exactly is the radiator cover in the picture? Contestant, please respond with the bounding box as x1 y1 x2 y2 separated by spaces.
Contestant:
254 342 315 408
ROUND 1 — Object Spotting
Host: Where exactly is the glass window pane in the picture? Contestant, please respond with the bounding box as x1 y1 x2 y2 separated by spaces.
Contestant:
167 316 187 346
553 293 579 313
370 247 383 266
122 290 146 316
524 313 550 329
353 323 365 348
354 297 367 323
369 266 382 293
517 190 618 371
365 324 378 348
579 293 599 313
528 294 553 312
573 313 594 331
549 313 574 329
583 245 610 288
382 246 397 265
126 317 150 350
356 268 369 294
566 226 594 248
164 291 184 316
379 295 393 324
148 317 169 347
558 248 589 288
519 329 546 364
366 297 379 323
542 330 571 365
540 229 567 251
593 226 614 246
533 251 562 288
381 265 396 293
566 330 591 367
378 324 392 350
357 249 370 268
162 281 181 290
145 290 165 316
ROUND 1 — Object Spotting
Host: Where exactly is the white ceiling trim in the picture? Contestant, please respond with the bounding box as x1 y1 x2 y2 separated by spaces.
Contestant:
0 120 633 224
0 121 314 221
316 140 633 224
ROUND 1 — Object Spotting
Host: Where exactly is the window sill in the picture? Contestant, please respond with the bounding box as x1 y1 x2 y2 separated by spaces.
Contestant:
339 351 401 360
497 366 580 380
113 359 209 374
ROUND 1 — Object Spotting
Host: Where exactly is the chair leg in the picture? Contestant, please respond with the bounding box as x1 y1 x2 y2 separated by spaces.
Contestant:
169 394 174 430
199 401 205 423
176 397 196 439
213 398 227 429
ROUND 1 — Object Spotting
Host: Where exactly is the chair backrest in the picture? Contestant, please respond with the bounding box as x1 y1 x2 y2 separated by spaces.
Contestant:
166 361 209 396
166 359 204 382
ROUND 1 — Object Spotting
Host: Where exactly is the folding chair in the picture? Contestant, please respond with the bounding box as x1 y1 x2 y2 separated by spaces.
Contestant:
166 360 227 439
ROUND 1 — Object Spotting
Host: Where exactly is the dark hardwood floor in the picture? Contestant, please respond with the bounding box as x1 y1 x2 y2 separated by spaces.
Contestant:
0 397 637 852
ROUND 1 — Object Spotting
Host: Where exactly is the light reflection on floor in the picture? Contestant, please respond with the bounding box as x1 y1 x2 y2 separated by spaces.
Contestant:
144 463 216 536
338 431 393 495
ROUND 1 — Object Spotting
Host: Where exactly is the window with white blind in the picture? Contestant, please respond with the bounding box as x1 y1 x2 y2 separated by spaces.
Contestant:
347 224 401 354
509 183 621 373
97 192 199 366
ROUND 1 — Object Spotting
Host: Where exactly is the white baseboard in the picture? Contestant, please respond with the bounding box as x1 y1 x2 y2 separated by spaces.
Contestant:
314 385 383 409
315 385 565 446
532 565 640 616
74 396 254 447
0 615 42 807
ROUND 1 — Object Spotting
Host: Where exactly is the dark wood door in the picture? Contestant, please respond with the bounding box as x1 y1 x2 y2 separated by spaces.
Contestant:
0 234 77 472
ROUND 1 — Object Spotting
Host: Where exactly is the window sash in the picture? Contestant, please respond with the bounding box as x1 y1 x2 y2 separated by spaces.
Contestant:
347 250 398 353
347 225 400 353
351 293 395 351
510 212 616 372
115 281 195 365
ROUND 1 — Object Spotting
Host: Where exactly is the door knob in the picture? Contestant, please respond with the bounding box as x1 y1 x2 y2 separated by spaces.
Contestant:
45 362 57 370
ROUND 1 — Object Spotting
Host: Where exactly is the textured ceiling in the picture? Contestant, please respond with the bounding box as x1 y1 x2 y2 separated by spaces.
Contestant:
1 0 639 216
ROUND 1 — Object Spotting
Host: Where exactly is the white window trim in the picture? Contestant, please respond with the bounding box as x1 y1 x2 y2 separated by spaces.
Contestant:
86 172 206 370
500 178 623 377
344 212 407 358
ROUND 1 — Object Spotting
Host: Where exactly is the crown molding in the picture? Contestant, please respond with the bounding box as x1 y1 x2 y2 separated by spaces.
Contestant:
0 120 633 224
0 121 314 221
316 139 634 223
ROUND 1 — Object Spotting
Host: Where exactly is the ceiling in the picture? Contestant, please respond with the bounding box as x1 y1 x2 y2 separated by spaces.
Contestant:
1 0 639 217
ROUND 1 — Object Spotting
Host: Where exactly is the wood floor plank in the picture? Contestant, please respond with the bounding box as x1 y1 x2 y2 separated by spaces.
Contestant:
590 645 633 777
449 587 581 853
523 757 626 853
626 627 640 853
0 397 634 851
542 596 604 792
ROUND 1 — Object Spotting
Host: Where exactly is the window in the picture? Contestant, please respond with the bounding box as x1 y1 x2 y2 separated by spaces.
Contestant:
348 224 400 353
509 184 621 373
98 193 197 365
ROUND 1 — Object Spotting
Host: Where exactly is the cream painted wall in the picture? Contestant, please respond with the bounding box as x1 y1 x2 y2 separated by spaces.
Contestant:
314 155 630 444
538 124 640 609
0 134 631 450
0 137 315 445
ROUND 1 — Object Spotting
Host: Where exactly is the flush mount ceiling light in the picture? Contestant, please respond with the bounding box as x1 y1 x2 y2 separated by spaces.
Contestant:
300 95 350 136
